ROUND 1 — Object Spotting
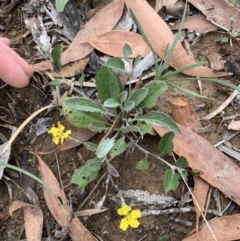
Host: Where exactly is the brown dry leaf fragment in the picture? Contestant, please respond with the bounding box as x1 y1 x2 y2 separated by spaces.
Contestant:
32 58 89 77
192 176 209 237
228 120 240 131
207 52 226 71
183 214 240 241
170 98 209 234
124 0 229 77
51 58 89 78
9 201 43 241
81 30 150 58
32 61 53 72
61 0 124 65
32 152 97 241
171 98 204 132
153 124 240 206
170 15 218 34
60 128 97 151
188 0 240 32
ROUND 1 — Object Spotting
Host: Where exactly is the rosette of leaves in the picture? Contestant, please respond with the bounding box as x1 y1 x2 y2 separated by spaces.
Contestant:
62 45 180 192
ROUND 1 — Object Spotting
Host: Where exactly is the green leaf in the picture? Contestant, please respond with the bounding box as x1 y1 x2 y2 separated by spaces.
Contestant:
89 122 109 132
103 98 120 108
71 157 103 192
51 44 63 67
84 142 98 152
121 125 143 136
135 123 153 135
138 80 167 108
97 138 115 158
136 157 149 170
136 111 180 134
124 100 135 112
133 55 142 67
158 132 174 155
163 169 180 192
106 57 125 72
109 136 128 157
49 80 63 86
95 66 123 103
119 91 128 103
62 97 105 129
128 88 148 106
65 97 108 114
55 0 68 12
64 110 104 129
123 43 132 61
156 236 169 241
176 156 189 168
220 36 229 43
78 74 85 87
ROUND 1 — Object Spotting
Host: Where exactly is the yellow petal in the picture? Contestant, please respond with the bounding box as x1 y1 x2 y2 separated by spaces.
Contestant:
57 122 65 132
127 216 140 228
52 136 60 145
48 127 60 135
117 205 131 216
130 209 142 219
120 217 129 231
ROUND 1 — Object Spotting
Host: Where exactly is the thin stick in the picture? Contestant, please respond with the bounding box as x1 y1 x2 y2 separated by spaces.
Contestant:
0 104 53 155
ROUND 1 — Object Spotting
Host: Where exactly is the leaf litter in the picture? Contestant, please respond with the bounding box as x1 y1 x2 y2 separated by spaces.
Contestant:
4 0 240 240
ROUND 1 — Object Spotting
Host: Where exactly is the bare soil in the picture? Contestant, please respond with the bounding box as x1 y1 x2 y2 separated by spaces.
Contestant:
1 1 240 241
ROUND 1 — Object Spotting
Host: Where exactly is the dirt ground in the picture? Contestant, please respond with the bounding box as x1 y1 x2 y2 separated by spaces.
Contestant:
1 1 240 241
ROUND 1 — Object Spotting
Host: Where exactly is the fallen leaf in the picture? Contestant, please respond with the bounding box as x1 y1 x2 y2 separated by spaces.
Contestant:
170 15 218 34
9 201 43 241
188 0 240 32
32 152 97 241
124 0 229 77
153 124 240 206
81 30 150 58
60 128 97 151
61 0 125 65
207 52 226 71
170 98 209 233
183 214 240 241
32 58 89 77
228 120 240 131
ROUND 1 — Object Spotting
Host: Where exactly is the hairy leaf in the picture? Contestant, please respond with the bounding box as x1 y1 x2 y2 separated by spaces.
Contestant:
97 138 115 158
119 91 128 103
103 98 120 108
121 125 143 136
106 57 125 72
123 43 132 61
136 157 149 170
71 157 103 192
95 66 123 103
65 97 107 114
128 88 148 106
124 100 135 112
110 136 128 157
62 99 105 129
138 80 167 108
136 111 180 133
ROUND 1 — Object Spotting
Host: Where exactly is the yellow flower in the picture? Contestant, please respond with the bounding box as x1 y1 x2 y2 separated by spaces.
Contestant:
117 204 142 231
48 122 71 145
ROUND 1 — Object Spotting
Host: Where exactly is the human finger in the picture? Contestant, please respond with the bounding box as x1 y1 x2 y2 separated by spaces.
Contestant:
0 44 30 88
0 40 33 78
